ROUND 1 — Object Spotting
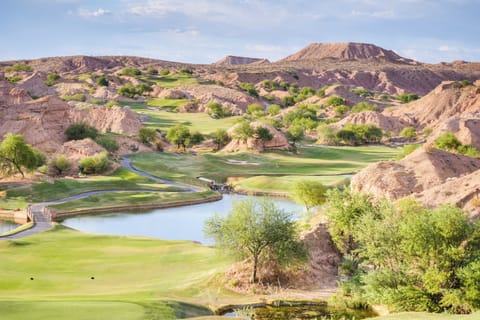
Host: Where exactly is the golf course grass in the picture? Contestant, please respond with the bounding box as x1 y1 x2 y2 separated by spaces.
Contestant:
373 312 480 319
3 168 180 208
0 225 234 319
125 102 241 134
129 145 400 193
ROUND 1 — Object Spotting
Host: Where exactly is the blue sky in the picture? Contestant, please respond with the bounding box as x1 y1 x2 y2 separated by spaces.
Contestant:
1 0 479 63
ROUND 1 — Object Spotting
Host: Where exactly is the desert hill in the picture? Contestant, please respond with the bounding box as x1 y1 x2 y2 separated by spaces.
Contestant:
215 55 269 66
280 42 414 64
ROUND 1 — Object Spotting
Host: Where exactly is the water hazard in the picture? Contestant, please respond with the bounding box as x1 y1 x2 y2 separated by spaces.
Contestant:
61 194 304 244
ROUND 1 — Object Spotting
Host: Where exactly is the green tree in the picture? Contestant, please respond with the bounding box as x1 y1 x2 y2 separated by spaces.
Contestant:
291 180 327 211
139 127 157 145
187 131 204 146
397 93 420 103
206 101 231 118
205 199 304 283
233 122 254 142
160 69 170 76
212 129 230 150
336 129 356 145
47 155 72 176
399 127 417 140
146 67 158 75
254 126 273 142
0 133 40 178
246 103 264 117
79 152 110 174
119 67 141 76
5 63 32 72
136 83 153 95
317 123 337 145
96 75 108 86
65 123 98 141
434 132 462 151
166 125 191 150
287 125 304 148
118 83 137 98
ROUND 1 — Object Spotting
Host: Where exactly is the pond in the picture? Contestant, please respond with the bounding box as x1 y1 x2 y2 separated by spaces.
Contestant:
0 220 20 235
61 195 304 244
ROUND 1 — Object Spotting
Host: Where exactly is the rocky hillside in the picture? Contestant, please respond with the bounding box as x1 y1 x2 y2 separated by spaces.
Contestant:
214 55 269 66
280 42 414 64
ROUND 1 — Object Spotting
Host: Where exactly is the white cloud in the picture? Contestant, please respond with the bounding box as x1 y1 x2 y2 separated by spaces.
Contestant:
77 8 111 18
437 45 459 52
351 9 395 18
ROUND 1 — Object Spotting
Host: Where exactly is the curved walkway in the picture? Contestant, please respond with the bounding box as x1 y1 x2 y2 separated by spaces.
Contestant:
0 156 203 240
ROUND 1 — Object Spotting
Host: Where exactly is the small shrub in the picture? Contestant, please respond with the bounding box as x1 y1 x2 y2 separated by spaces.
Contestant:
334 105 349 117
118 83 138 98
267 104 281 116
104 100 117 108
246 103 264 116
160 69 170 76
423 127 433 137
397 93 420 103
239 82 259 98
281 95 295 107
179 67 193 75
5 63 32 72
316 85 328 98
47 155 72 176
472 197 480 208
88 98 103 105
139 127 157 145
146 67 158 75
95 75 108 86
119 67 141 77
65 123 98 141
325 96 345 107
351 102 378 113
61 94 87 102
95 136 119 152
6 75 22 84
396 144 421 159
458 145 480 158
399 127 417 139
44 73 60 86
79 152 109 174
352 87 373 97
434 132 462 151
206 101 231 118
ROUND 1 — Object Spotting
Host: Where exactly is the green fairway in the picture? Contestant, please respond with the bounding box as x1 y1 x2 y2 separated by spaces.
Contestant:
147 98 191 110
141 73 201 88
233 175 350 195
0 225 233 302
5 168 179 206
373 312 480 319
49 190 218 212
129 145 400 189
125 102 241 134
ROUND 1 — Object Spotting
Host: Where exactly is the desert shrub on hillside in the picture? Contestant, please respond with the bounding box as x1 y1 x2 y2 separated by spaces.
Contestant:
282 104 318 128
351 87 373 98
336 124 382 145
267 104 281 116
95 136 119 152
239 82 259 98
325 96 345 107
95 75 108 86
212 129 230 150
179 67 193 75
246 103 265 118
47 155 72 176
396 93 420 103
65 123 98 141
281 95 295 107
160 69 170 76
334 104 349 117
206 101 232 118
5 63 32 72
139 127 157 145
44 73 60 86
316 85 328 98
61 93 87 102
317 123 337 145
79 152 109 174
351 102 378 113
399 126 417 139
118 83 152 98
146 67 158 75
119 67 141 77
6 75 22 84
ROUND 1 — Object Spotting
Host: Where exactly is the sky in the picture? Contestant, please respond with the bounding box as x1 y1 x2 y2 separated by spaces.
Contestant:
1 0 479 64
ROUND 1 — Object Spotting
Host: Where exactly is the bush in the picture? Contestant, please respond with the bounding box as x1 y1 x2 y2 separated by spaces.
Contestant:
44 73 60 86
316 85 328 98
146 67 158 75
397 93 420 103
337 124 383 145
325 96 345 107
160 69 170 76
95 75 108 86
206 101 231 118
254 126 273 141
187 131 204 146
104 100 117 108
139 127 157 145
118 84 138 98
399 126 417 139
136 83 152 94
213 129 230 150
61 94 87 102
79 152 109 174
396 144 421 159
434 132 462 151
239 82 259 98
267 104 281 116
317 123 337 145
246 103 264 117
95 136 119 152
6 75 22 84
5 63 32 72
334 105 349 117
351 87 373 98
47 155 72 176
351 102 378 113
179 67 193 75
458 145 480 158
281 96 295 107
119 67 141 77
65 123 98 141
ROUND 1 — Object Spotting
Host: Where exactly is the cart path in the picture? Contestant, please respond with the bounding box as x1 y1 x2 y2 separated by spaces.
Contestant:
0 156 203 240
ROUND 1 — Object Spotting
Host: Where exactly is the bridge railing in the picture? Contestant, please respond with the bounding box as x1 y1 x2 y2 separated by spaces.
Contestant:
42 207 55 222
26 206 34 222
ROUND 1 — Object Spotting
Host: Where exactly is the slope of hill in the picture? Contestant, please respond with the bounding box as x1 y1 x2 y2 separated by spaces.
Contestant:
214 55 269 66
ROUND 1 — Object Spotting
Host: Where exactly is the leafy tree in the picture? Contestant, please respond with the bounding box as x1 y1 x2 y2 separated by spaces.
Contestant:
254 126 273 142
146 67 158 75
136 83 153 95
399 127 417 140
118 83 138 98
95 136 119 152
212 129 230 150
95 75 108 86
119 67 141 76
291 180 327 211
281 95 295 107
287 125 304 148
0 133 40 178
205 198 305 283
233 122 254 142
47 155 72 176
239 82 259 98
351 102 378 113
206 101 231 118
283 104 318 128
325 96 345 107
267 104 281 116
317 123 337 145
336 129 356 145
246 103 264 117
79 152 109 174
434 132 462 151
44 73 60 86
65 123 98 141
166 125 191 150
187 131 204 146
139 127 157 145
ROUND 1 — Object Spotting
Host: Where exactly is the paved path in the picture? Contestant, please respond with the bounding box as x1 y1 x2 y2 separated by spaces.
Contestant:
0 156 202 240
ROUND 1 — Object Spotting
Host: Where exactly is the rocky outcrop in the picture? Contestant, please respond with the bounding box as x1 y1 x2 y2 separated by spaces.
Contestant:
223 122 290 152
57 138 106 162
69 106 142 136
214 55 269 66
351 148 480 200
280 42 415 64
332 111 412 134
17 72 54 97
426 112 480 150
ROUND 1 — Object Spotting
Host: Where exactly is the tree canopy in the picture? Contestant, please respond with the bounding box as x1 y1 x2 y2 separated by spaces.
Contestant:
205 199 305 283
166 125 191 150
0 133 40 178
291 180 327 211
